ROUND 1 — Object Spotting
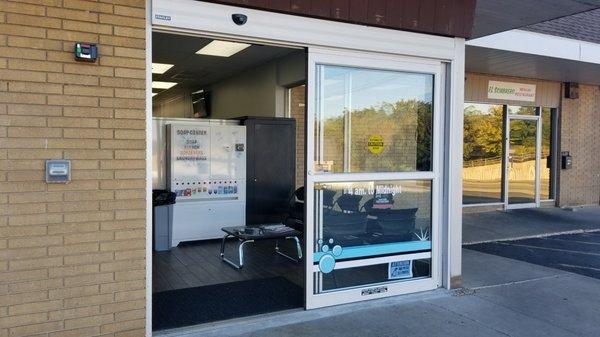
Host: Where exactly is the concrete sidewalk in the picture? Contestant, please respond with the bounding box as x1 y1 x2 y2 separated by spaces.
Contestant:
157 249 600 337
463 206 600 244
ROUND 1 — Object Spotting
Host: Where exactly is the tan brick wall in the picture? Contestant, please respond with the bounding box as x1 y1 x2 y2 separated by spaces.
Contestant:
0 1 147 337
559 84 600 207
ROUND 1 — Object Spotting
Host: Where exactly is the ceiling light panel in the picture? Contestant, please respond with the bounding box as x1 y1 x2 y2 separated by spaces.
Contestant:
196 40 251 57
152 63 174 74
152 81 177 90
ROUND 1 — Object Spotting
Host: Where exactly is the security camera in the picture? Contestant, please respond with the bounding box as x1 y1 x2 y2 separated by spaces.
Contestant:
232 14 248 26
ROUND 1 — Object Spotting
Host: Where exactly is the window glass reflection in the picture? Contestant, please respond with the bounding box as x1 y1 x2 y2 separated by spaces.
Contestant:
315 65 434 173
312 180 432 292
508 119 537 204
463 103 504 204
541 108 553 200
315 259 431 292
508 105 537 115
314 180 431 250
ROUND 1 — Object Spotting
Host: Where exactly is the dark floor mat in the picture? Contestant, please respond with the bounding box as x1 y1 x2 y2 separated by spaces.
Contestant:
152 276 303 331
466 233 600 280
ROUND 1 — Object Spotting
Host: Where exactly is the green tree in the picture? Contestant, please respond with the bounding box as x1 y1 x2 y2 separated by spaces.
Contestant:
322 99 432 172
463 104 503 162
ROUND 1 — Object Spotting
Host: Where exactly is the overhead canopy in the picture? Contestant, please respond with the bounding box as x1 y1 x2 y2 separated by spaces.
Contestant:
472 0 600 38
466 30 600 85
198 0 600 39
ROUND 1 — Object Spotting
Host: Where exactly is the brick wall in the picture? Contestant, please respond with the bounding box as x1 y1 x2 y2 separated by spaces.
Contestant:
0 1 147 337
559 84 600 207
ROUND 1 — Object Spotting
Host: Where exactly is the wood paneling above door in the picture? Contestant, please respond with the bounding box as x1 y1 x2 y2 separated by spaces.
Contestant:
202 0 476 38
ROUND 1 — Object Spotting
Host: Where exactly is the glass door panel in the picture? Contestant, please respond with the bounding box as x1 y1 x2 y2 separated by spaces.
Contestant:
306 49 442 308
312 180 432 293
506 117 539 206
540 108 553 200
314 65 434 174
508 105 537 116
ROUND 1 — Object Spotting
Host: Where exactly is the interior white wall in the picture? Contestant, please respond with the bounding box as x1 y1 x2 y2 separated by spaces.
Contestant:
152 87 194 118
209 50 305 119
151 50 305 119
209 61 278 118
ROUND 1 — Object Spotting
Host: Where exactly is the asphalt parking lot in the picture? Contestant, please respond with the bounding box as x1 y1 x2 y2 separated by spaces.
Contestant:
466 231 600 280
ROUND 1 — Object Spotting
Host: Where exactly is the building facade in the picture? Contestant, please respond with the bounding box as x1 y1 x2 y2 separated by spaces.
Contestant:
464 10 600 210
1 1 598 337
1 1 147 336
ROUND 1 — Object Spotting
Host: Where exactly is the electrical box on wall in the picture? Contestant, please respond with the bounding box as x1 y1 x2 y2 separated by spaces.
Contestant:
561 151 572 170
74 42 98 62
46 160 71 183
564 82 579 99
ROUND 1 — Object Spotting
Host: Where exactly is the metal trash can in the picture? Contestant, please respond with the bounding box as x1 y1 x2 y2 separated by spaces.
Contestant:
153 190 176 252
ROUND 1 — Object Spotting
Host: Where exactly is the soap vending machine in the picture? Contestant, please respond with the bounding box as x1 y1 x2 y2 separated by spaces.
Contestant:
167 121 246 245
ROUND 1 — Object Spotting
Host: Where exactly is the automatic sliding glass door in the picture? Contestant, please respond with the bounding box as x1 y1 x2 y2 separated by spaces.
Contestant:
305 49 443 308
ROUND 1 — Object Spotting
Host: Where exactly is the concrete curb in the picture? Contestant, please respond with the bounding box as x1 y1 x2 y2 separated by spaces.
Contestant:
463 228 600 246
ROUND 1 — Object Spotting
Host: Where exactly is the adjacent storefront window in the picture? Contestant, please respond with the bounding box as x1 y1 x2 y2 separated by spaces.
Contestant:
508 105 537 115
463 103 504 204
463 103 556 205
540 107 554 200
507 118 538 204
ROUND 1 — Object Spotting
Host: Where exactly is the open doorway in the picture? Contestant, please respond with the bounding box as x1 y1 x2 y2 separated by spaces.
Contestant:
150 32 307 331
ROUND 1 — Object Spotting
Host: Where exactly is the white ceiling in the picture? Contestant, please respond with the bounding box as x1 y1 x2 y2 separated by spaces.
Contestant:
152 32 299 91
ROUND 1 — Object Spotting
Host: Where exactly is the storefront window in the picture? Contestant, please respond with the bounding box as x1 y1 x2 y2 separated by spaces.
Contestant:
315 65 434 173
508 105 537 115
507 118 538 204
540 107 553 199
463 102 556 206
463 103 504 204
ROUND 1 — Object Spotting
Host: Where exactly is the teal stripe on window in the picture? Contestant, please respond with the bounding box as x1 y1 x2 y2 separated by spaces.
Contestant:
313 240 431 263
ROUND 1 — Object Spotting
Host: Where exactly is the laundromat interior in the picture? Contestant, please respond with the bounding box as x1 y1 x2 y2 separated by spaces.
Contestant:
151 30 437 330
151 32 307 330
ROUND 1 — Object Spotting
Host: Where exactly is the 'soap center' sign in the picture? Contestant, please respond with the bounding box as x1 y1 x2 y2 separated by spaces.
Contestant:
488 80 536 102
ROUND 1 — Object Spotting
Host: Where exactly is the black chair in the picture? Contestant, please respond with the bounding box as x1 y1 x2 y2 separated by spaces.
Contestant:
333 193 363 213
367 207 418 243
321 193 369 246
322 189 337 212
283 187 304 231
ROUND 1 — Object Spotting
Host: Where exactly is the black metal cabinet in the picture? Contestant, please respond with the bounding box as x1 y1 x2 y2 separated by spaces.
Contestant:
238 117 296 225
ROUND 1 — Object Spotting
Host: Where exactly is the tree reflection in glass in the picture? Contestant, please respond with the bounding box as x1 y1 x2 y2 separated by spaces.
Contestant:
315 65 433 174
462 104 504 204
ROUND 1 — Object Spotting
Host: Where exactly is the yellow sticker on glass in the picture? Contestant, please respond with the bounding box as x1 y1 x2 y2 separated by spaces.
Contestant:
368 135 384 154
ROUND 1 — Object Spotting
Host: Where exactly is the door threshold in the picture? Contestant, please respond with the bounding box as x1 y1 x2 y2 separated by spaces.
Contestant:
153 307 303 337
504 203 538 210
153 288 449 337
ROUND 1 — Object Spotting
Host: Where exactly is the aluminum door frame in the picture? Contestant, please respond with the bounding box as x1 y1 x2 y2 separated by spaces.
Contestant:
305 48 445 309
503 113 542 210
